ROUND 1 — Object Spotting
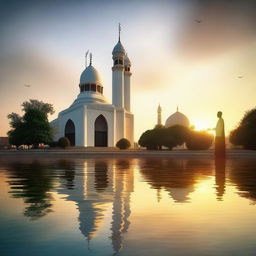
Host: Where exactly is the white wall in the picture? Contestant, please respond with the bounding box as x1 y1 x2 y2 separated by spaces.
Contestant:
112 68 124 108
58 106 85 146
86 106 115 147
124 72 131 111
125 112 134 146
115 109 125 143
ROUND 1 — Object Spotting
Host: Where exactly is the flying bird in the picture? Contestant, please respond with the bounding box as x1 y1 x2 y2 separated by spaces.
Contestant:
195 19 202 23
24 84 31 87
237 76 243 79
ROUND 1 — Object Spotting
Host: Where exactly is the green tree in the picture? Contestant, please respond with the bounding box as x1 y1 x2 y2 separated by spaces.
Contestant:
8 99 54 147
230 108 256 150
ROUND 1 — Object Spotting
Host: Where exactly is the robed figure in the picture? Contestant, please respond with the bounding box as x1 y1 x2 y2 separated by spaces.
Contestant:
215 111 226 158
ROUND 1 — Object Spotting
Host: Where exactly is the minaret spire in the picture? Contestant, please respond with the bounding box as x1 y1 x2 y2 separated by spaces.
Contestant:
118 23 121 42
85 50 89 68
157 104 162 125
89 53 92 66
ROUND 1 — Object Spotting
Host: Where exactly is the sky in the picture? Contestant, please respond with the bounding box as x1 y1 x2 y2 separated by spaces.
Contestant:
0 0 255 141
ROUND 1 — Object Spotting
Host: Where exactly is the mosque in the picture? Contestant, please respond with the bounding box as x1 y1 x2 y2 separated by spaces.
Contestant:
157 104 190 128
51 27 134 147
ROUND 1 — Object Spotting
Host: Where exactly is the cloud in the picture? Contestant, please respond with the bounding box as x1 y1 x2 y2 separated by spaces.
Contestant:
173 0 256 61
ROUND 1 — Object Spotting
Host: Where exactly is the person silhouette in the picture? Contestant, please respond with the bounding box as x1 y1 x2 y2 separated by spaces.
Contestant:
215 111 226 158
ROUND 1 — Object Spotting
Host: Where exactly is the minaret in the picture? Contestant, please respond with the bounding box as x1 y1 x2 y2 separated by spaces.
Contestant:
112 24 126 108
124 54 131 111
157 104 162 125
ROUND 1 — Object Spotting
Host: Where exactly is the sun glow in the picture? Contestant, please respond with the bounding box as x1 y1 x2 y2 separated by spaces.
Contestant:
193 120 210 131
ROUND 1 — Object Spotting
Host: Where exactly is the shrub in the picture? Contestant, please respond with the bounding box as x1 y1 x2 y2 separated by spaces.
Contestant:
58 137 70 149
230 108 256 150
186 130 213 150
49 141 59 148
163 125 189 150
138 129 160 150
116 138 131 150
138 125 188 150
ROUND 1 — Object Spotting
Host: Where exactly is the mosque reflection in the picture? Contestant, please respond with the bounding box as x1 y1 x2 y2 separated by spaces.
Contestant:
57 159 134 254
139 158 214 202
3 157 256 254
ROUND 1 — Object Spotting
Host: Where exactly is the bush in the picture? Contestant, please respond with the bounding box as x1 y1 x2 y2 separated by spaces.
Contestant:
163 125 189 150
186 130 213 150
230 108 256 150
116 138 131 149
58 137 70 149
138 125 188 150
49 141 59 148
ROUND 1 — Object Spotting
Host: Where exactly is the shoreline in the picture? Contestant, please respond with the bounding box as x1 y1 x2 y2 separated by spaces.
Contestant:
0 149 255 159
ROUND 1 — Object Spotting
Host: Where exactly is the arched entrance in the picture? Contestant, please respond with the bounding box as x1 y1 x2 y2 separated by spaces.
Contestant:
65 119 75 146
94 115 108 147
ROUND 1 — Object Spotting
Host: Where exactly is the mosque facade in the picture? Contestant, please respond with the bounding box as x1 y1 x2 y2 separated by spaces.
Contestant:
51 28 134 147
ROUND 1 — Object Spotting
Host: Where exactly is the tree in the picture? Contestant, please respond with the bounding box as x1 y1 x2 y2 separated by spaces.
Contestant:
163 125 188 150
8 99 54 147
138 125 188 150
230 108 256 150
138 129 161 150
186 130 213 150
116 138 131 149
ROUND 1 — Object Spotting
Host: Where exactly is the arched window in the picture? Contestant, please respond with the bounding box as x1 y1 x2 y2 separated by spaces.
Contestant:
65 119 75 146
94 115 108 147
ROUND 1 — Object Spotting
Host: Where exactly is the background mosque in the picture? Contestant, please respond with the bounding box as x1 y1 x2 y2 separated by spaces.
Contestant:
51 26 134 147
157 104 190 128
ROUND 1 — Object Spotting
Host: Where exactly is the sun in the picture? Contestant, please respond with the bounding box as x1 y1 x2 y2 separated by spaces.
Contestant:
193 120 210 131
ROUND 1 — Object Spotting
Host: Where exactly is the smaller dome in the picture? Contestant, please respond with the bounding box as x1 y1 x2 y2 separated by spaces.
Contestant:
124 54 131 66
165 109 190 128
112 41 126 58
80 65 102 85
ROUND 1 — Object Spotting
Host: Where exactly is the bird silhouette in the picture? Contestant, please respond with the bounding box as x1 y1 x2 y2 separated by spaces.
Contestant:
24 84 31 87
195 19 202 23
237 76 243 79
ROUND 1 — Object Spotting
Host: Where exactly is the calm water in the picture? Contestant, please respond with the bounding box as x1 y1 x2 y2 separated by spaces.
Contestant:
1 156 256 256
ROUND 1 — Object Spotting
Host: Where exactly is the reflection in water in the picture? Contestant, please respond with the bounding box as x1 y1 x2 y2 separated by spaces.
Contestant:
111 160 133 254
58 160 76 190
229 159 256 204
2 157 256 255
139 158 213 203
58 159 133 254
215 159 226 201
94 161 109 192
6 161 55 220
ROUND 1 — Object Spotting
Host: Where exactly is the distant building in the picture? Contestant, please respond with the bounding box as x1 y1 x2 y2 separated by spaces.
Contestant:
165 107 190 128
51 27 134 147
157 104 162 126
156 106 190 128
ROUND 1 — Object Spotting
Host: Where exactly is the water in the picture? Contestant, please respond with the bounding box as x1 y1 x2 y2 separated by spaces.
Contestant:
1 156 256 256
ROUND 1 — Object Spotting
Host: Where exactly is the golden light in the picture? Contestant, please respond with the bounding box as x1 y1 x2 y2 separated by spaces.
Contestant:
193 120 210 131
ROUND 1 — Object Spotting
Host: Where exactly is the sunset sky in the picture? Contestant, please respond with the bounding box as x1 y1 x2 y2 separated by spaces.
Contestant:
0 0 255 140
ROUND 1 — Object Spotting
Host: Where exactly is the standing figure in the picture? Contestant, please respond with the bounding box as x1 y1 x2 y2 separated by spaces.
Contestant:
215 111 226 158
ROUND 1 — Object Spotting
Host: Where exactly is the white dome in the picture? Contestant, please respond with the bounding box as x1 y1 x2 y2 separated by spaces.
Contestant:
80 65 102 85
124 55 131 66
165 110 190 128
72 91 109 106
112 41 126 58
